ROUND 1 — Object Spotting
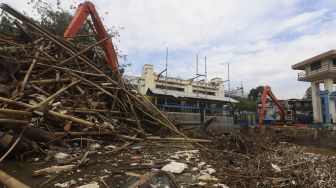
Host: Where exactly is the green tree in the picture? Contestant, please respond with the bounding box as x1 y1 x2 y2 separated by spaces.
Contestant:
248 86 264 101
234 97 258 112
0 16 14 36
303 87 312 99
27 0 126 61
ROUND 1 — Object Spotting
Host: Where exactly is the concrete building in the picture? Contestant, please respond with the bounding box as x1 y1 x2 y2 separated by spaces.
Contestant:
264 99 313 123
125 64 237 114
292 50 336 124
139 64 226 97
124 64 238 131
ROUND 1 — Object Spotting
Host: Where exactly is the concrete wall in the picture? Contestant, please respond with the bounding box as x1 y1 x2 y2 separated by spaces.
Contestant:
166 112 236 133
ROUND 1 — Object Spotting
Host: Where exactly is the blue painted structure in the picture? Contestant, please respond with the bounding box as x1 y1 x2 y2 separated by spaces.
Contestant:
316 90 336 124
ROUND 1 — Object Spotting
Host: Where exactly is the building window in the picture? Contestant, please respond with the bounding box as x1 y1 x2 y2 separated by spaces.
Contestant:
155 85 184 92
333 59 336 67
192 90 216 96
311 61 321 71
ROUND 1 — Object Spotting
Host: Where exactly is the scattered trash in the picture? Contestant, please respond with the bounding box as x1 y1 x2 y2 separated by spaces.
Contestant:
105 145 117 150
162 161 188 173
198 162 206 167
198 173 218 181
76 182 99 188
89 143 101 150
54 152 69 160
206 168 216 175
55 180 77 188
214 183 230 188
196 182 207 186
271 163 281 172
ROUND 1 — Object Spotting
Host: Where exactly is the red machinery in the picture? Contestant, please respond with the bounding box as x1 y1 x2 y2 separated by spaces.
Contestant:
63 1 118 70
258 85 306 128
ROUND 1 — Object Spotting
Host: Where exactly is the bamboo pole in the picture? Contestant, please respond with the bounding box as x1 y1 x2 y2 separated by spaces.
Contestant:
31 84 51 96
21 45 43 91
28 78 70 85
0 97 105 128
0 108 31 115
0 97 31 109
0 119 29 124
32 79 81 108
0 170 30 188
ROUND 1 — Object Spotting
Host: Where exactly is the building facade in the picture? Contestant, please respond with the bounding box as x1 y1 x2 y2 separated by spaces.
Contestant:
125 64 237 114
292 50 336 124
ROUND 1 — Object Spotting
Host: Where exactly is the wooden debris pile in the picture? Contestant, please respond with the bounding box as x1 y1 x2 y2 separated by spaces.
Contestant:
0 3 195 157
205 134 336 187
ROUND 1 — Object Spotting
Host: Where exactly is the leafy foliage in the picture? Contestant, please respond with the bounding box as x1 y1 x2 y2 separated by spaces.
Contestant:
248 86 264 101
303 87 312 99
0 16 14 36
27 0 127 61
234 97 258 112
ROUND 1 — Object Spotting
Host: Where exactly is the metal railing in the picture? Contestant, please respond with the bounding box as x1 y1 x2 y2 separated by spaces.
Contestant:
298 63 336 79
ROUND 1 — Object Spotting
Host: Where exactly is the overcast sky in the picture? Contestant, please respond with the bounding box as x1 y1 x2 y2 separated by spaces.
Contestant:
4 0 336 99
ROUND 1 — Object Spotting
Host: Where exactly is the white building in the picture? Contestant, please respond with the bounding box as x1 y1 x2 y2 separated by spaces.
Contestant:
125 64 237 113
292 50 336 124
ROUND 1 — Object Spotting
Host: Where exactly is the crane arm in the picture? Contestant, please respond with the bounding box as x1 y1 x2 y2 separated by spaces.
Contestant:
64 2 118 70
258 85 285 129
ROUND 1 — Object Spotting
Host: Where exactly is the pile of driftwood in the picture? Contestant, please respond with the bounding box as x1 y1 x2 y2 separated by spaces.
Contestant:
205 134 336 187
0 3 206 162
1 3 336 188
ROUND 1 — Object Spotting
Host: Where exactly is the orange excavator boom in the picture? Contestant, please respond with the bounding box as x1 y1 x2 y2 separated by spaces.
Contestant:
258 85 285 129
64 1 118 70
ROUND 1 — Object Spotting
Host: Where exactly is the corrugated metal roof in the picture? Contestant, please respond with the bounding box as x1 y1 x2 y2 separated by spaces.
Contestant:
148 88 238 103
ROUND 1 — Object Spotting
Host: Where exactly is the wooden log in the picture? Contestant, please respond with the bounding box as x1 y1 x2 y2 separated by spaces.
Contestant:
0 97 32 109
0 108 31 115
52 131 212 143
28 78 70 85
146 136 212 143
47 110 103 128
32 165 76 177
38 37 109 75
54 131 113 136
0 170 30 188
32 79 81 108
58 37 108 66
1 124 58 142
0 97 106 128
31 84 51 96
60 107 121 114
37 63 105 77
21 45 43 91
0 119 28 124
129 169 159 188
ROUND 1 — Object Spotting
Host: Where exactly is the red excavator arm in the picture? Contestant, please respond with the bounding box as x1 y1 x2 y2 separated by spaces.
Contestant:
64 1 118 70
258 85 285 129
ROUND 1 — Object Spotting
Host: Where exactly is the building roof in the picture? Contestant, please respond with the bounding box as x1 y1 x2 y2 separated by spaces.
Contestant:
292 50 336 70
148 88 238 103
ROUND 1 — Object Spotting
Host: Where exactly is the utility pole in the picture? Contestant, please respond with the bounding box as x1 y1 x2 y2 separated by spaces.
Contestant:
165 47 168 108
196 54 199 98
228 62 230 103
241 81 244 97
205 57 208 108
